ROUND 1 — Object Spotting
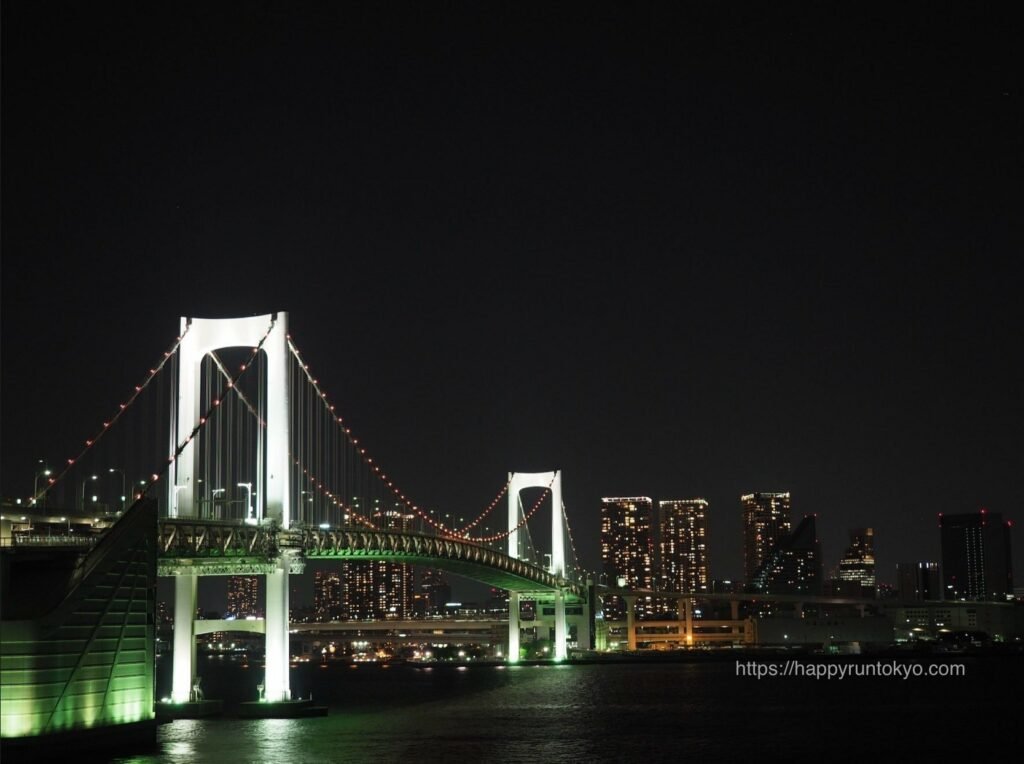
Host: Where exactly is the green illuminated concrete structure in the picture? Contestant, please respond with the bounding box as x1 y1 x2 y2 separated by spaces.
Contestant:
0 499 157 757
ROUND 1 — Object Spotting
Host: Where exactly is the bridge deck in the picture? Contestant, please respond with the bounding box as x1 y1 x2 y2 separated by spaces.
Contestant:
157 520 585 601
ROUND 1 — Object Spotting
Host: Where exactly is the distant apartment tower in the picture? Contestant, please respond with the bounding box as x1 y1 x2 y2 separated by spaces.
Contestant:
659 499 709 594
896 562 941 601
940 510 1013 601
314 570 343 621
226 576 259 618
833 528 876 597
750 514 823 595
742 492 792 585
342 561 376 620
600 497 655 619
341 504 415 620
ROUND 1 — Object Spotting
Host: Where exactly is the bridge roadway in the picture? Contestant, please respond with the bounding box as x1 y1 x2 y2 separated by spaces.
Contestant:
600 587 881 607
191 617 510 643
157 518 585 601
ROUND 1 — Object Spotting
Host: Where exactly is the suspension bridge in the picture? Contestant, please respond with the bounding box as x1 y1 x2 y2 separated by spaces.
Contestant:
13 311 589 709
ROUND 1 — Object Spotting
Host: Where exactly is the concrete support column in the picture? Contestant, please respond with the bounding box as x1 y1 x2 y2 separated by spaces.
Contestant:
264 314 290 529
730 600 740 620
594 593 607 650
684 598 693 645
625 595 637 651
577 596 592 652
264 565 291 702
507 592 520 663
794 602 804 618
172 574 197 703
553 590 567 661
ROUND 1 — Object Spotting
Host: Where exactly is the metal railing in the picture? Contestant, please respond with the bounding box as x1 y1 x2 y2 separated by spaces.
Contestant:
1 534 99 548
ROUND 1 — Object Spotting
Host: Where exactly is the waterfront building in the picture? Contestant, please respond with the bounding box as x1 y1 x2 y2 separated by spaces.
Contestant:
742 492 791 585
750 514 823 595
313 570 343 621
659 499 709 595
343 507 415 620
226 575 259 618
831 528 876 597
940 510 1013 601
600 497 655 619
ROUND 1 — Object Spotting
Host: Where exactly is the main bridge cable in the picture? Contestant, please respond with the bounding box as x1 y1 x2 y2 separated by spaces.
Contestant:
208 351 265 426
453 479 510 535
451 473 556 544
286 335 516 539
28 327 193 506
561 500 584 583
135 318 276 504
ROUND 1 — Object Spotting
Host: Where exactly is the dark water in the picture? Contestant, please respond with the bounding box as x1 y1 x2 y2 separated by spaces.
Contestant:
115 656 1022 762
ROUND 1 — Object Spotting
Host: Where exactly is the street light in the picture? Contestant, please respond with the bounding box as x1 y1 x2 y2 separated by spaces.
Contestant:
211 488 225 520
238 482 253 524
108 468 126 513
300 490 314 524
80 475 99 512
33 461 52 506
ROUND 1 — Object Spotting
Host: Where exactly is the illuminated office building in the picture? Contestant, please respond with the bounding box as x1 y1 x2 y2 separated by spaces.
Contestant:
659 499 709 595
833 528 876 597
742 492 792 585
600 496 654 619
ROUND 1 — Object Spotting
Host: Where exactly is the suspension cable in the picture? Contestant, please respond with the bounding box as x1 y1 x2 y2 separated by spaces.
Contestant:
33 326 192 505
287 335 517 537
292 457 377 528
134 318 274 503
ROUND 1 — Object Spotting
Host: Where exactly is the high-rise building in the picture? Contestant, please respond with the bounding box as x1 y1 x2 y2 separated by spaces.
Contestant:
896 562 941 601
342 561 375 620
750 514 822 595
832 528 876 597
341 507 415 620
742 492 792 585
600 497 654 619
414 568 451 617
226 576 259 618
940 510 1013 601
659 499 709 595
313 569 342 621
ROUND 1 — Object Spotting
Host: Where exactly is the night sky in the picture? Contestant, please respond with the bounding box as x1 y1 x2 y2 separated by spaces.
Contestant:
3 5 1021 597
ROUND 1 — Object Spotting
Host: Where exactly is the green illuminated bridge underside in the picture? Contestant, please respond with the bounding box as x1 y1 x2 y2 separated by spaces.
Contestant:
157 520 585 601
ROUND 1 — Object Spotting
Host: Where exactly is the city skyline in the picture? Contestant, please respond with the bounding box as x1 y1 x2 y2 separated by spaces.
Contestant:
1 5 1018 760
3 5 1020 592
188 492 1013 618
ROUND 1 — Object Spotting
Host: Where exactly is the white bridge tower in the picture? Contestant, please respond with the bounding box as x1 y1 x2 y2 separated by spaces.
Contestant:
167 312 294 704
507 470 568 662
